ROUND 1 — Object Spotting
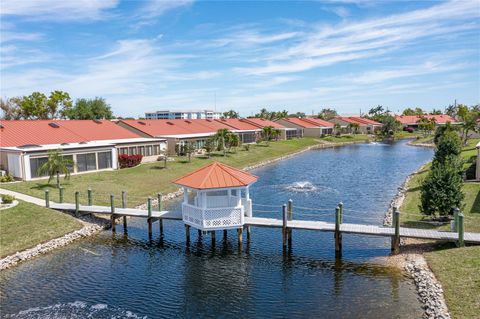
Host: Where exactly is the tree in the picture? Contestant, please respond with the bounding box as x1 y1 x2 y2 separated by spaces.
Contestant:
366 105 386 122
0 97 22 120
420 156 464 217
417 116 436 136
228 133 240 152
288 112 306 118
20 92 48 119
444 104 458 117
37 150 74 188
184 141 196 162
261 126 275 145
457 105 479 144
348 123 360 134
433 122 456 145
215 128 231 156
379 114 400 138
402 108 416 116
222 110 239 119
65 97 113 120
430 109 442 115
204 137 216 158
48 91 72 119
333 123 342 135
317 108 338 120
433 129 462 165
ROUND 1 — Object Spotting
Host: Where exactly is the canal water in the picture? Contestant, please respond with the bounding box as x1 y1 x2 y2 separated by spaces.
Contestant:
0 141 433 318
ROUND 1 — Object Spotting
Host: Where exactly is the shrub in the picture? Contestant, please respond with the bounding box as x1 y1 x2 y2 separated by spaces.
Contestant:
403 127 414 133
420 156 464 217
243 144 250 151
1 194 15 204
0 174 14 183
433 129 462 165
118 154 143 168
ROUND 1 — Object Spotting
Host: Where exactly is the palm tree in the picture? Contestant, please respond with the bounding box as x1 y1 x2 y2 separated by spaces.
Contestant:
228 133 240 152
348 123 360 134
261 126 274 145
37 149 74 188
215 128 231 156
204 137 216 158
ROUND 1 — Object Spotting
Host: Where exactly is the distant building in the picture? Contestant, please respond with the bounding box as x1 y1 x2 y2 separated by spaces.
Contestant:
145 110 222 120
395 115 460 129
275 117 334 136
330 116 382 134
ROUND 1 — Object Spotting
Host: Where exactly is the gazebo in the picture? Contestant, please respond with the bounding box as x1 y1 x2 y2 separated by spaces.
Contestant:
173 162 257 232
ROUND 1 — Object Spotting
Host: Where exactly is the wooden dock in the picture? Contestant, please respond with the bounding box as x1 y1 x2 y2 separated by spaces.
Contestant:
49 202 480 245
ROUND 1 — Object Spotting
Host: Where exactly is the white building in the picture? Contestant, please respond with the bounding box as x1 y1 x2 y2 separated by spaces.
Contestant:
145 110 222 120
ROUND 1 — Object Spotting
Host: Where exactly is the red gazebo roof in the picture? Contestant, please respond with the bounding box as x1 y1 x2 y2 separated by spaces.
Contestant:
173 162 258 190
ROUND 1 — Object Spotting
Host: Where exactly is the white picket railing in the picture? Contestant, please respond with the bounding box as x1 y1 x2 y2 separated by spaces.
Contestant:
182 203 244 230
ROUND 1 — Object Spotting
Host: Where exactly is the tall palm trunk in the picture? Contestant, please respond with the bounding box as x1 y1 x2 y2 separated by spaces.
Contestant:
56 171 60 189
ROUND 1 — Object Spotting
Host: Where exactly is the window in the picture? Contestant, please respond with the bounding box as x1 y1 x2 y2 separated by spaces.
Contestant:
146 145 153 156
64 155 74 173
97 152 112 169
128 147 136 155
119 148 128 155
153 145 160 155
138 146 145 156
77 153 96 172
30 157 48 178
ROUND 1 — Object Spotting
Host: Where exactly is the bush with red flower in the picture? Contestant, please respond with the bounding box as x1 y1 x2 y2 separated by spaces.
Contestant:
118 154 143 168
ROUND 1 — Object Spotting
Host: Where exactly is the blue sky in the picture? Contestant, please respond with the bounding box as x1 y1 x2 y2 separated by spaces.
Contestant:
1 0 479 117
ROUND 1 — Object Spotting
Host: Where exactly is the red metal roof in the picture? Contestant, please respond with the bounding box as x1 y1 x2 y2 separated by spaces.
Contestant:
214 118 261 131
346 117 381 125
0 120 140 147
173 161 258 189
395 115 457 125
302 117 335 127
279 117 318 128
120 119 234 137
242 118 289 129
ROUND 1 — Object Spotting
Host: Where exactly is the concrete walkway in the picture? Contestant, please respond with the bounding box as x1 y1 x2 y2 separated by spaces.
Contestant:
0 188 49 206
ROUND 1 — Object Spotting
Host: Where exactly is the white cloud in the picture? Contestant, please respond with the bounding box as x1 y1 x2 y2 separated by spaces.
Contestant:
136 0 194 20
0 0 119 21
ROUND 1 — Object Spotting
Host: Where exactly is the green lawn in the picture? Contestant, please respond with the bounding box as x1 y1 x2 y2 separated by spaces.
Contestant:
393 131 424 140
401 138 480 232
410 135 434 145
425 245 480 319
2 138 322 208
0 200 83 257
320 134 371 143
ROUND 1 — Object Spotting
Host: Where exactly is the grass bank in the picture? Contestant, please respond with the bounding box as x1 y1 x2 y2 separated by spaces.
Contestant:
425 245 480 319
401 138 480 232
2 138 322 208
0 200 83 257
400 138 480 319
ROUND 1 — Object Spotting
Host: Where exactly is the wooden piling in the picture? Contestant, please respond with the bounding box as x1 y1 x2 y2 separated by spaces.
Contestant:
110 194 116 232
185 224 190 244
391 207 400 254
223 229 228 239
87 188 92 206
282 204 287 249
247 226 251 241
198 229 202 238
147 197 152 238
211 231 216 246
457 213 465 247
335 206 342 254
45 190 50 208
339 202 343 224
59 187 64 203
157 193 163 234
121 191 127 229
238 228 243 245
453 207 460 232
287 199 293 247
75 191 79 215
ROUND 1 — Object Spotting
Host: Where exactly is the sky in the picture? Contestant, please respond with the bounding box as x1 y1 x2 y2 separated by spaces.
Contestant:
1 0 479 117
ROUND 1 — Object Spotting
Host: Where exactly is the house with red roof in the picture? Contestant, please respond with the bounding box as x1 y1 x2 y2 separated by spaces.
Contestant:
0 120 166 180
394 115 460 129
241 118 302 139
330 116 382 134
275 117 334 136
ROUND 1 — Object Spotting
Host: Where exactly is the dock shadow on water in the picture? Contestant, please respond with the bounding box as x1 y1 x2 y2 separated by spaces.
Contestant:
0 141 433 318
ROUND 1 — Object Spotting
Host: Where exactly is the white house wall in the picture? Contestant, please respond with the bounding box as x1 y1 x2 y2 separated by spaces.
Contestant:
7 153 23 179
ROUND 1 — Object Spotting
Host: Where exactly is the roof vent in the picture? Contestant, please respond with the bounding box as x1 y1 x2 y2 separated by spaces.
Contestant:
166 121 174 125
0 124 3 129
48 122 60 128
138 121 146 125
93 119 102 124
184 120 192 124
206 119 212 122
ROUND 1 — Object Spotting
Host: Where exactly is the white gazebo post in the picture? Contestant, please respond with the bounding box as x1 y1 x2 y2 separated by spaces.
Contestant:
173 162 258 245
